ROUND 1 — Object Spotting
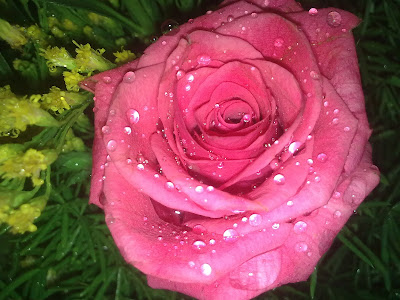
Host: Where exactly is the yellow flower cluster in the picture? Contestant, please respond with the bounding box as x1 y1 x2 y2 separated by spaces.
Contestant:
39 86 87 113
0 196 46 234
0 19 28 49
0 147 58 186
114 49 136 64
0 86 59 137
61 129 86 153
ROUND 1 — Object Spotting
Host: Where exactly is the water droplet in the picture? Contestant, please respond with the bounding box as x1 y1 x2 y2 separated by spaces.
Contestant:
295 242 308 252
227 15 234 22
102 76 111 83
274 38 284 47
287 200 294 206
310 71 319 79
137 164 144 171
327 11 342 27
273 174 285 185
106 216 115 224
176 70 185 79
289 141 302 154
161 40 167 46
165 181 175 190
187 74 194 82
161 19 179 33
317 153 327 162
333 109 339 114
333 210 341 218
209 239 216 245
309 8 318 15
193 224 207 234
195 186 204 193
107 140 117 152
127 109 139 124
188 261 195 268
157 236 163 241
206 186 215 192
314 176 321 182
249 214 262 226
243 114 251 122
197 55 211 66
251 12 258 18
223 229 239 242
333 191 341 199
324 101 329 107
332 118 339 124
272 223 280 229
123 71 135 83
185 85 191 91
201 263 212 276
101 125 110 134
344 126 350 132
307 159 314 165
217 162 224 169
124 126 132 134
293 221 307 233
192 240 206 250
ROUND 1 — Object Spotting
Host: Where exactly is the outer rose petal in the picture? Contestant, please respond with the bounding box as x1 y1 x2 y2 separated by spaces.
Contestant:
221 0 302 12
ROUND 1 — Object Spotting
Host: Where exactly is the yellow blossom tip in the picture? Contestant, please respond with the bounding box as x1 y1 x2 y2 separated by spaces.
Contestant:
114 49 136 64
0 19 28 49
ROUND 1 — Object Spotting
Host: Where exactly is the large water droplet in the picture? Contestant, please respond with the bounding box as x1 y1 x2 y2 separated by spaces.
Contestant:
123 71 135 83
308 8 318 15
107 140 117 152
176 70 185 80
192 240 206 250
327 11 342 27
317 153 327 162
223 229 239 242
102 76 111 83
165 181 175 190
273 174 285 185
193 224 207 234
272 223 280 229
293 221 308 233
289 141 302 154
124 126 132 134
243 114 251 123
295 242 308 252
127 109 139 124
249 214 262 226
201 263 212 276
195 186 204 193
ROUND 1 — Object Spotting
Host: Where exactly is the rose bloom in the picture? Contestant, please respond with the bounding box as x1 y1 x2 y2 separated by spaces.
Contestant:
82 0 380 299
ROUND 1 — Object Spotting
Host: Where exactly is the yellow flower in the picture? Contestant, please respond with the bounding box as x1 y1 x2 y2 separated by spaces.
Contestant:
63 70 86 92
0 19 28 49
114 49 136 64
74 42 115 73
62 19 78 31
0 86 59 137
4 197 47 234
40 46 76 72
40 86 87 113
0 148 58 186
61 129 86 153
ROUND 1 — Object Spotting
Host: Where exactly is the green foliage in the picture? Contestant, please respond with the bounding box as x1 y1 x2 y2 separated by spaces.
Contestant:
0 0 398 299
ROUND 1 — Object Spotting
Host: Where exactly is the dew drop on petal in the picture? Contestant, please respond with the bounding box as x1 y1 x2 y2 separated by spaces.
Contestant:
249 214 262 226
327 11 342 27
227 15 234 22
274 38 284 47
195 186 204 193
317 153 327 162
310 70 319 79
309 8 318 15
287 200 294 206
223 229 239 242
333 191 341 199
188 261 195 268
289 141 302 154
176 70 185 79
102 76 111 83
332 118 339 124
206 186 215 192
243 114 251 123
107 140 117 152
294 221 308 233
124 126 132 134
165 181 175 190
192 240 206 250
102 125 110 134
201 263 212 276
137 164 144 171
209 239 216 245
197 55 211 66
217 162 224 169
251 12 258 18
193 224 207 234
273 174 285 185
344 126 350 132
123 71 135 83
295 242 308 252
307 159 314 165
334 210 342 218
272 223 280 229
127 109 139 124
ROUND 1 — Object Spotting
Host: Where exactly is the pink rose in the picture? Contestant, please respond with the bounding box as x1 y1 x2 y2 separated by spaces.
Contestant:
82 0 380 299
